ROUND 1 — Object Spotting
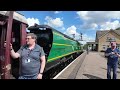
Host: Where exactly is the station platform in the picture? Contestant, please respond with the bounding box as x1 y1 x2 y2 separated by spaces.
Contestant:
54 51 120 79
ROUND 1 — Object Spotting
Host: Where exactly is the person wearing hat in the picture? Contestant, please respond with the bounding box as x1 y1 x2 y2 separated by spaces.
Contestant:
105 41 120 79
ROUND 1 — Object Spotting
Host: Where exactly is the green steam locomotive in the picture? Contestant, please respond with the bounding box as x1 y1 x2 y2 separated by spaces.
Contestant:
28 24 83 72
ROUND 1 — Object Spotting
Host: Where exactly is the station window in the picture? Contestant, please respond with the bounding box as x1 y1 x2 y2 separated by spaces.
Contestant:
103 45 106 50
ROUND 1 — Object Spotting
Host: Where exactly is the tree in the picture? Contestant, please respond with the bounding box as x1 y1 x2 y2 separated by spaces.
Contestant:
115 27 120 30
83 44 88 50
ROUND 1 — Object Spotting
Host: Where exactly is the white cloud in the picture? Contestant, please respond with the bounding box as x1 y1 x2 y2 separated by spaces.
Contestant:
66 25 77 35
54 11 62 14
81 23 98 29
64 25 95 45
61 27 65 30
77 11 90 20
100 20 120 30
76 11 120 30
83 34 95 41
79 34 95 45
27 18 40 27
64 25 80 40
45 16 64 28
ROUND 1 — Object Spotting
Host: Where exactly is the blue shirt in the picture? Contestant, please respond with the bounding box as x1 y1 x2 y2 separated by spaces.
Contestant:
105 48 120 65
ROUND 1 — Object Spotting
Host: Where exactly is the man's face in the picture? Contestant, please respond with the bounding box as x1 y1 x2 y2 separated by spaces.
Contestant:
26 36 35 45
110 42 116 48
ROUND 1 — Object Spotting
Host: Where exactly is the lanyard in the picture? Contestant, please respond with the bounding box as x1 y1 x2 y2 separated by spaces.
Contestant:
26 49 33 59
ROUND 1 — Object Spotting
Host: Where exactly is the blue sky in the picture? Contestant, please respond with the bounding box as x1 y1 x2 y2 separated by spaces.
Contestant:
18 11 120 45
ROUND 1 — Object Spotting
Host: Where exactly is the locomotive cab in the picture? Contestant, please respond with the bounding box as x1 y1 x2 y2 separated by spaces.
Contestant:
28 24 53 61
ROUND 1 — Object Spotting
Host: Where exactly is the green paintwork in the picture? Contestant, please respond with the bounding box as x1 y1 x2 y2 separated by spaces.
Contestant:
47 29 82 62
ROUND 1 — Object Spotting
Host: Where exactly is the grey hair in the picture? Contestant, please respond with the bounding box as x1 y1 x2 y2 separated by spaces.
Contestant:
27 33 37 42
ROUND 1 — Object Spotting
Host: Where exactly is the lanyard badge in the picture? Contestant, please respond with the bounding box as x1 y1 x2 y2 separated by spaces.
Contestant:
25 49 32 63
25 59 31 63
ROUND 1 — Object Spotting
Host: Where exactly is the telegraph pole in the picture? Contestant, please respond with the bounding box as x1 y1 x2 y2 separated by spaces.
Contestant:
78 32 83 41
72 34 75 39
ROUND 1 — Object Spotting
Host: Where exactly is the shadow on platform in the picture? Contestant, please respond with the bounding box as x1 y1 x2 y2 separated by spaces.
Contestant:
83 74 103 79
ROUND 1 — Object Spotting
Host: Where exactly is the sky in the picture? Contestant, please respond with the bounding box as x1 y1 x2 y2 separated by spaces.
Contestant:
18 11 120 45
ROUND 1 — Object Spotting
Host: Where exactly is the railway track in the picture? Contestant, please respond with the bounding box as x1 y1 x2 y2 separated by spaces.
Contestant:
43 52 83 79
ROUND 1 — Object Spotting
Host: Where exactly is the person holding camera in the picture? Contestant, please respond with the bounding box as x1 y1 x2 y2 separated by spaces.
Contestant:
105 41 120 79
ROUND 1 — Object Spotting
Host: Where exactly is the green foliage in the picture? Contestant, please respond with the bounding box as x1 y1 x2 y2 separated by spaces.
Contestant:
83 44 88 50
115 27 120 30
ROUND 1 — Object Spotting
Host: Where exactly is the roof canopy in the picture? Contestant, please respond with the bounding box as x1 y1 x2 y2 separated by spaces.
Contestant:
0 11 28 25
